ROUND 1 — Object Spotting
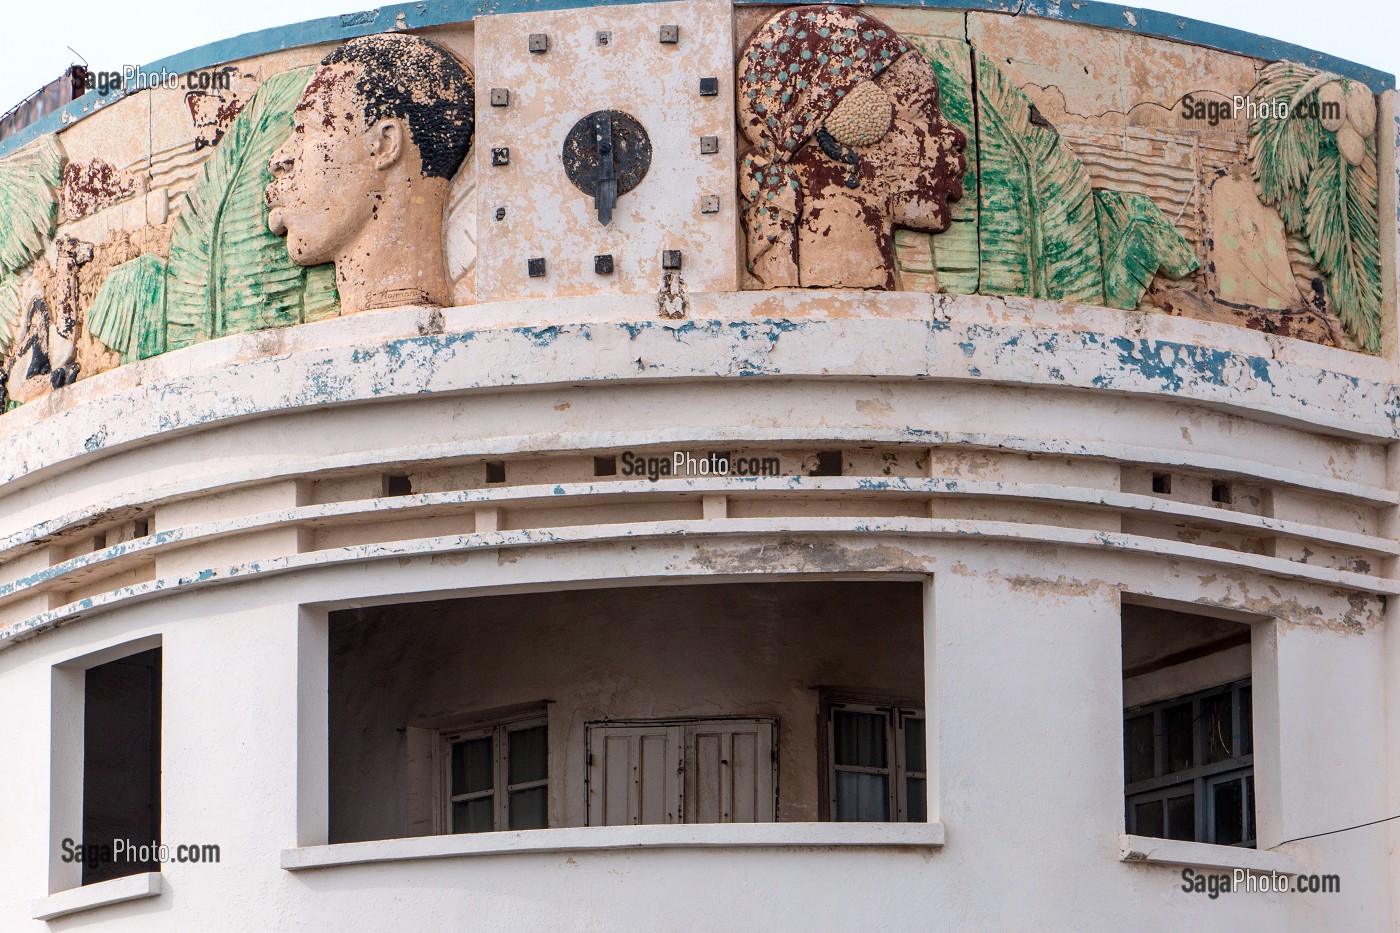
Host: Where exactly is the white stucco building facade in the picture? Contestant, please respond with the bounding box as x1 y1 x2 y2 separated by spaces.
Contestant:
0 1 1397 930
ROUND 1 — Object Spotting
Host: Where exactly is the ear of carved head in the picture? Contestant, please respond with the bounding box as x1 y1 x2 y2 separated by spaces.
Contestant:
368 119 406 172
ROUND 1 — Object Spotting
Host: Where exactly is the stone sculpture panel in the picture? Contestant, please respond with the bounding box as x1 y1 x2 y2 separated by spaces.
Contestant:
0 2 1391 414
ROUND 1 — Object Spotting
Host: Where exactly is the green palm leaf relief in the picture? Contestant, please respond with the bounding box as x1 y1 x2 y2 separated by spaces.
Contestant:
0 135 64 278
972 49 1104 304
87 254 169 364
1095 191 1200 311
1248 62 1381 352
165 66 338 351
901 45 1197 312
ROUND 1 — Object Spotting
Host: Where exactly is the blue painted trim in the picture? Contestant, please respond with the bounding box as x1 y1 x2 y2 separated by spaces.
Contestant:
0 0 1392 158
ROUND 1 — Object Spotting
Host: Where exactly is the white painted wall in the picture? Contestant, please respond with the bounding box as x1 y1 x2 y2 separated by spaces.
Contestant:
0 527 1390 930
0 287 1393 928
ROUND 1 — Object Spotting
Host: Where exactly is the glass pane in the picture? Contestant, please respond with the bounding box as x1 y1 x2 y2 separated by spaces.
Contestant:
906 777 927 822
1245 775 1256 844
1124 714 1154 784
453 796 494 834
834 711 887 769
1203 692 1233 764
508 786 548 830
1213 778 1244 845
1133 799 1164 838
1166 793 1196 841
508 725 548 784
835 771 889 821
451 737 494 796
1164 703 1194 774
1240 686 1253 756
904 718 926 774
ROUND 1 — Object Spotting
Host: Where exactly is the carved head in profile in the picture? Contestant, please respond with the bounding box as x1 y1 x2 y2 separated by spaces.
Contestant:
738 6 966 289
266 33 474 312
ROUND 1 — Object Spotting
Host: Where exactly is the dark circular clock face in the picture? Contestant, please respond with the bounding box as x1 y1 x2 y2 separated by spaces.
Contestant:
561 110 653 197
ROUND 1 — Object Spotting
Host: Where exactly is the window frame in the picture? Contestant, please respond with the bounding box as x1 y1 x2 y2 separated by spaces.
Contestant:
819 691 926 823
435 707 549 835
1123 679 1254 847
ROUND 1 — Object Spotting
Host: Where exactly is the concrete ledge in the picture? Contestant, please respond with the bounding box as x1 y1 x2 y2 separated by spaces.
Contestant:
3 306 1395 493
282 822 946 870
1119 834 1300 875
31 871 162 921
4 518 1393 648
4 476 1392 609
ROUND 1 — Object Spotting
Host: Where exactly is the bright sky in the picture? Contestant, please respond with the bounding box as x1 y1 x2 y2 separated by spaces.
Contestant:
1 0 1396 117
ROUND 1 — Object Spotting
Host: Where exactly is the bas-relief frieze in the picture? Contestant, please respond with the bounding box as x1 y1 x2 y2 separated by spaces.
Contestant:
0 5 1391 414
736 7 968 290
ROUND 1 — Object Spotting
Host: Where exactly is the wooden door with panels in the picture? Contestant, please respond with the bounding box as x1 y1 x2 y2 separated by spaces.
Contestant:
586 718 777 825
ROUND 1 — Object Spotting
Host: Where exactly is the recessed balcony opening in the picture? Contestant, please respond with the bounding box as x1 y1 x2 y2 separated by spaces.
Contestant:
326 581 926 844
1122 603 1254 847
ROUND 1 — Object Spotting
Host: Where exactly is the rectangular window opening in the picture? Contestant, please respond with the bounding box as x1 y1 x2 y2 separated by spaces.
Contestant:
382 473 413 497
1151 472 1172 495
1211 481 1232 504
82 647 162 885
440 709 549 834
593 455 617 477
484 461 507 484
811 450 844 477
1122 603 1253 847
822 692 926 823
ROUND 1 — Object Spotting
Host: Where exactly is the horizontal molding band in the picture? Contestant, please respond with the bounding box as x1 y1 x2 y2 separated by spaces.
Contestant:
282 821 946 870
4 424 1394 566
3 314 1394 493
3 518 1393 649
0 477 1390 609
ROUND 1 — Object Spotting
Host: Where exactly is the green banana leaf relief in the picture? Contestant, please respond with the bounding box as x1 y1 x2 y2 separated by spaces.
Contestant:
1094 191 1200 311
87 254 168 364
0 135 65 353
89 67 339 363
900 42 1198 311
0 135 64 278
1248 62 1381 352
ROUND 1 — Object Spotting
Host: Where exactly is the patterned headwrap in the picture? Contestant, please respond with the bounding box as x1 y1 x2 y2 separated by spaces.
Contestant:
737 6 913 280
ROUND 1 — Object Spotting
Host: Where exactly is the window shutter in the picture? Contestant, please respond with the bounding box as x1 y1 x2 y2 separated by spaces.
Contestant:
685 720 776 823
586 724 682 826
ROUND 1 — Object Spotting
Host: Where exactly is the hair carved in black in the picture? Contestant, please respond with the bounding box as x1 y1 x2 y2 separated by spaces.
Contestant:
322 34 475 179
